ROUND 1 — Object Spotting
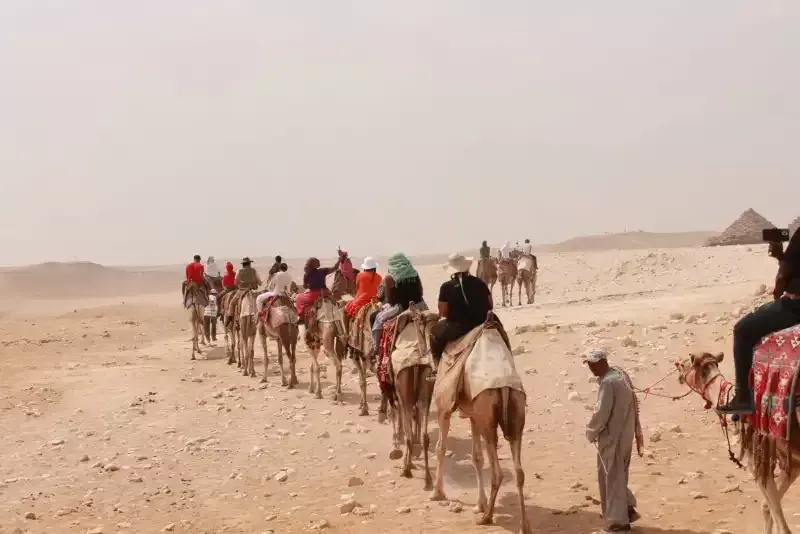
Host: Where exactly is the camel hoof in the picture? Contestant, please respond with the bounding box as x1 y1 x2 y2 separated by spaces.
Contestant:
280 379 288 387
423 481 434 492
476 514 494 526
389 449 403 461
429 490 447 502
315 392 323 400
473 503 487 514
191 355 196 361
401 468 413 479
377 412 387 424
359 406 369 417
290 378 299 387
287 382 295 390
260 378 267 384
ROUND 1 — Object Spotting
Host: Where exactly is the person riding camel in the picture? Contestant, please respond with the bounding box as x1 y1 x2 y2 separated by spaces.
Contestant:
499 241 512 261
521 238 537 268
256 263 293 315
717 228 800 414
235 257 262 290
344 257 382 318
370 252 427 361
295 251 344 323
205 256 222 291
267 255 282 284
479 241 491 259
429 253 493 379
183 254 207 296
222 261 236 290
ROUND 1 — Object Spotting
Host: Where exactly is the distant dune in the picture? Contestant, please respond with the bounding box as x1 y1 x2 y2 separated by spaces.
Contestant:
535 230 718 253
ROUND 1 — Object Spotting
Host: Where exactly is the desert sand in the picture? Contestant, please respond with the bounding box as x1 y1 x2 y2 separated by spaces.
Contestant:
0 242 788 533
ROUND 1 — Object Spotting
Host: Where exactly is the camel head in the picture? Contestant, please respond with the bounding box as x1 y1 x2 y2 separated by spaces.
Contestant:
676 351 725 408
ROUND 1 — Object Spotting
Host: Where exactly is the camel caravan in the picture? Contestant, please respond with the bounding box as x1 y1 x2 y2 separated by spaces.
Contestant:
179 227 799 534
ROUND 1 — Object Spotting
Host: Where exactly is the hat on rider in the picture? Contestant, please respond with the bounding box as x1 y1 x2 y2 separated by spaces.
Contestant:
582 348 608 364
241 257 253 265
446 253 473 275
361 257 378 271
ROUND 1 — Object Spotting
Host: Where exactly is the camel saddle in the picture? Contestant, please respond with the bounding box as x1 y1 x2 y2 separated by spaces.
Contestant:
749 323 800 440
260 294 297 329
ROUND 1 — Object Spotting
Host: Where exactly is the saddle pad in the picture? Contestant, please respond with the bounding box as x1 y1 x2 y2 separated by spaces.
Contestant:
390 313 437 375
348 302 378 355
316 299 343 324
377 317 400 394
750 323 800 439
517 256 535 272
239 291 257 318
464 328 525 401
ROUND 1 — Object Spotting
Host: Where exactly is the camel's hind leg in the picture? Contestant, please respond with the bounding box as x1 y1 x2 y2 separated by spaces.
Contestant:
471 390 504 526
470 419 488 513
758 466 798 534
259 326 269 384
307 341 323 399
418 366 434 491
275 332 288 386
429 410 451 502
287 324 299 388
352 353 369 416
395 368 415 478
507 389 531 534
324 328 343 402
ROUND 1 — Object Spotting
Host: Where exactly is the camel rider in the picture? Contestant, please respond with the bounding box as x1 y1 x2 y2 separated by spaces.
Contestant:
235 257 262 290
205 256 222 290
267 255 282 284
521 239 532 256
296 251 344 322
429 253 492 378
183 254 206 296
345 257 382 318
499 241 512 261
479 241 491 259
222 261 236 290
257 263 293 314
717 228 800 414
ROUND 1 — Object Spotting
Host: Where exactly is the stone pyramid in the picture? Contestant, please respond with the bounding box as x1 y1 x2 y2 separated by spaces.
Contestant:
705 208 776 246
790 216 800 237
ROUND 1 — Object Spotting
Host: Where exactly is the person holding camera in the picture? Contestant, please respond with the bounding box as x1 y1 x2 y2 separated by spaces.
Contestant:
717 229 800 414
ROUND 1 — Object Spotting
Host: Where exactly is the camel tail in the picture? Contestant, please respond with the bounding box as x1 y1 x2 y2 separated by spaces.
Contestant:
498 387 511 441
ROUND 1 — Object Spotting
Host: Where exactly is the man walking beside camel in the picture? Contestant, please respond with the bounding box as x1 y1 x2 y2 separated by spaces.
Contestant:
584 348 642 533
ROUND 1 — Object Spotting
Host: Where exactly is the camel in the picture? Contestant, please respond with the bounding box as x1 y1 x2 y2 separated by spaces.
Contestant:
183 282 207 360
344 300 381 416
257 294 300 387
497 258 517 307
304 296 348 400
218 289 240 365
476 258 498 295
382 305 438 489
515 255 537 305
237 290 259 378
430 312 530 533
677 347 800 534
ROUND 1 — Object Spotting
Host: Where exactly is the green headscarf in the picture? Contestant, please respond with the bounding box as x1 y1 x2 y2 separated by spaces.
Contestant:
387 252 418 283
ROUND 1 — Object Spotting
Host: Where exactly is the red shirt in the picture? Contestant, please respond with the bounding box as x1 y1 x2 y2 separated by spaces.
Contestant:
186 262 205 284
222 272 236 288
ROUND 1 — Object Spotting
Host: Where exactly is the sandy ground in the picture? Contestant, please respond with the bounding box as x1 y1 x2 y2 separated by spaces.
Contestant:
0 244 790 534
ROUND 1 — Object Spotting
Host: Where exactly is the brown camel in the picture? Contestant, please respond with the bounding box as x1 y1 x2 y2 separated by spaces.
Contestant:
237 290 259 377
183 283 207 360
257 295 299 387
515 255 537 305
476 258 498 295
344 300 380 416
305 297 348 401
677 351 800 534
430 312 530 533
384 305 438 489
497 258 517 307
217 290 239 364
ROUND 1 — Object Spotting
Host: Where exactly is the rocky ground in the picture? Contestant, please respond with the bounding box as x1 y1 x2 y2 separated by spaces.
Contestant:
0 245 791 533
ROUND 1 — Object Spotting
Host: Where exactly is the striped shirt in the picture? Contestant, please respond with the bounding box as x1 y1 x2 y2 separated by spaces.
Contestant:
204 295 218 317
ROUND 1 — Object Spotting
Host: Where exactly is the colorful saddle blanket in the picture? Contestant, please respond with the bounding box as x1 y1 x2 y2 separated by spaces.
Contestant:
750 323 800 440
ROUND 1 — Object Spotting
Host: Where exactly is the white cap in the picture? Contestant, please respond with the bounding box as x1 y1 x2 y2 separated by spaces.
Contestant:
361 257 378 270
582 348 608 364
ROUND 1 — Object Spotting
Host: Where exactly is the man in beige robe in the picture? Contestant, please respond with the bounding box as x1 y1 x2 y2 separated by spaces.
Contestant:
584 348 642 532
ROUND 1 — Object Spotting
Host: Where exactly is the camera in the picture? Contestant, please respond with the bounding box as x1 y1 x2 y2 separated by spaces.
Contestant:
762 228 790 243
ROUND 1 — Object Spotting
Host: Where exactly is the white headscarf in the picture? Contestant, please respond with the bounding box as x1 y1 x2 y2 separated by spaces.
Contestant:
500 241 511 259
206 256 220 277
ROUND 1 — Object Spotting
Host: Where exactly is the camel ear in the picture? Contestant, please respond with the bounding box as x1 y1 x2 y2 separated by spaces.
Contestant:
714 352 724 363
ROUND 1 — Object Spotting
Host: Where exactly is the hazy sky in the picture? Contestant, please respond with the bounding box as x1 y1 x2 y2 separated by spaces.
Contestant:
2 1 798 266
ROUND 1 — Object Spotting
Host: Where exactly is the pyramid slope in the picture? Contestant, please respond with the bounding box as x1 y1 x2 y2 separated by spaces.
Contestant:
705 208 775 246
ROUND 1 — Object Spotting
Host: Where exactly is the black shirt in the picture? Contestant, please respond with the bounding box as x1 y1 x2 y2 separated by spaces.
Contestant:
390 276 424 310
785 230 800 294
438 274 491 329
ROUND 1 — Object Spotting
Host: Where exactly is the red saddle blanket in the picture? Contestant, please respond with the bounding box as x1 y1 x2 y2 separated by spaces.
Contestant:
376 317 400 395
749 324 800 439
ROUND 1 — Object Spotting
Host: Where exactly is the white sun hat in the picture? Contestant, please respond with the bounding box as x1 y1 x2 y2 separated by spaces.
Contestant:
446 253 474 275
361 257 378 270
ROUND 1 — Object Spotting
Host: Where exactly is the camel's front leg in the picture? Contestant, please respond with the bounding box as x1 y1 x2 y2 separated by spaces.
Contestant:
353 355 369 416
470 419 488 513
429 412 451 501
388 399 404 460
509 437 531 534
398 394 415 479
260 329 269 383
288 328 299 388
276 337 288 386
325 333 343 402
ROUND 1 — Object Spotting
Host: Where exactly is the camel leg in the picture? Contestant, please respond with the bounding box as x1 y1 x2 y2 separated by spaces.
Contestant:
762 468 800 534
388 397 403 460
288 326 299 387
190 311 197 360
249 333 257 377
311 346 323 399
420 369 434 491
509 436 531 534
758 468 797 534
470 419 488 513
477 431 503 526
260 328 269 384
399 395 414 478
430 411 451 501
276 335 288 386
326 331 343 402
378 392 389 424
307 346 317 395
353 355 369 416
